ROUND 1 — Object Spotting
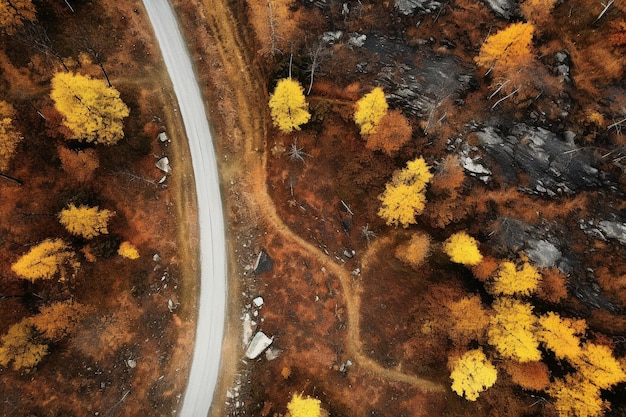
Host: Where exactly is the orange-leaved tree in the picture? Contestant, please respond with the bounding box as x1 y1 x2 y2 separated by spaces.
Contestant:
268 78 311 133
50 72 130 145
449 348 498 401
520 0 557 25
364 109 412 155
0 318 47 370
58 203 114 239
489 259 541 296
286 392 322 417
444 295 491 345
11 238 78 282
354 87 388 135
488 297 541 362
0 0 36 34
535 312 585 361
0 100 22 172
57 146 99 182
443 231 483 266
378 156 432 227
395 232 431 269
29 300 86 341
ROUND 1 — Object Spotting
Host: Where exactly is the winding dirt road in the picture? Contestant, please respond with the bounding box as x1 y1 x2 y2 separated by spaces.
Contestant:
142 1 226 416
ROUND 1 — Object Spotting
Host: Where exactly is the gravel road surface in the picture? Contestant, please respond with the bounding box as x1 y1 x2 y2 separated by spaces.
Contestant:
143 1 227 416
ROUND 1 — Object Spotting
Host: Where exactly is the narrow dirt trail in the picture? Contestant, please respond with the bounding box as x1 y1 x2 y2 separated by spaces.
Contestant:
201 0 445 399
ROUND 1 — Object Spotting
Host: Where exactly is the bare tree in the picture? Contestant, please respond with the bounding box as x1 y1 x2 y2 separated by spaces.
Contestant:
287 139 309 162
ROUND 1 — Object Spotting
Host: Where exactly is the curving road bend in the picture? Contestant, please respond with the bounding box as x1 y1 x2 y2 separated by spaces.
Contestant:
143 1 227 416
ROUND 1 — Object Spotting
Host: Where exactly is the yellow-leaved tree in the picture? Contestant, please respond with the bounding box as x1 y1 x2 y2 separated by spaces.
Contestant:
50 72 130 145
58 204 114 239
0 319 47 370
354 87 388 135
536 312 585 361
488 297 541 362
573 342 626 390
0 100 22 172
443 231 483 266
475 22 535 74
268 78 311 133
489 259 541 296
378 156 432 227
118 241 139 259
0 0 36 34
286 392 322 417
11 238 78 282
449 348 498 401
550 374 607 417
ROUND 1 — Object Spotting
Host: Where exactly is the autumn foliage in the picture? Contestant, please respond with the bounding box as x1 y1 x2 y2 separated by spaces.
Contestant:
0 0 36 34
57 146 100 182
395 232 431 269
11 238 78 282
377 156 432 227
0 320 47 370
449 348 497 401
364 109 412 155
443 232 483 266
488 298 541 362
0 100 21 172
354 87 388 135
118 241 140 259
268 78 311 133
50 72 130 145
58 204 114 239
286 393 322 417
489 259 541 296
444 295 491 345
475 23 535 74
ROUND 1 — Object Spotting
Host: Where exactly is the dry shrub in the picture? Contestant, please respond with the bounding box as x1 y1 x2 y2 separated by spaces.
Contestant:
57 146 100 182
610 20 626 47
365 110 412 156
596 266 626 304
246 0 301 56
471 256 500 283
395 232 431 269
537 267 569 303
430 155 465 197
520 0 557 26
142 121 161 139
504 360 551 390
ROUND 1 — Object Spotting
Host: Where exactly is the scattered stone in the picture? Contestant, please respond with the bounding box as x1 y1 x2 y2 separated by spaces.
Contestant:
348 33 367 48
252 296 264 308
245 331 273 359
155 157 171 173
343 249 356 259
395 0 442 15
242 313 255 346
526 239 562 268
253 249 274 274
598 221 626 245
321 31 342 44
482 0 518 19
126 359 137 368
157 132 170 143
265 347 281 361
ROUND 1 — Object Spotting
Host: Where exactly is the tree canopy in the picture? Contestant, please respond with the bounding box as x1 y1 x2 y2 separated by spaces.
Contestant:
475 22 535 73
378 156 432 227
58 204 114 239
364 109 412 155
488 297 541 362
50 72 130 145
0 0 36 34
268 78 311 133
286 393 322 417
443 231 483 266
0 320 47 370
0 100 21 172
354 87 388 135
489 259 541 296
11 238 78 282
449 348 498 401
118 241 139 259
536 312 585 360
